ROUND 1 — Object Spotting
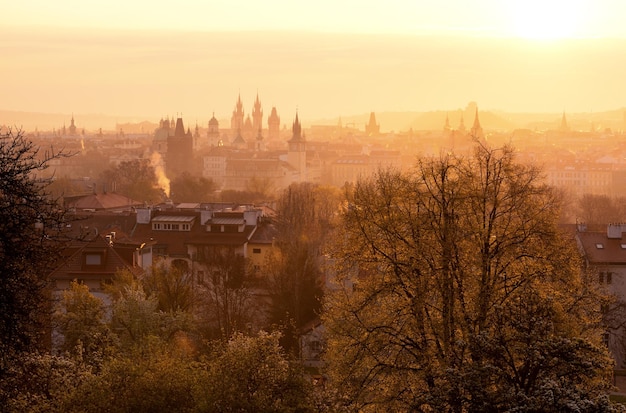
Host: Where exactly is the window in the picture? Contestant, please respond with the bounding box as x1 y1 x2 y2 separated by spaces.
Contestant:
252 248 261 254
596 243 604 249
85 253 102 266
599 271 613 284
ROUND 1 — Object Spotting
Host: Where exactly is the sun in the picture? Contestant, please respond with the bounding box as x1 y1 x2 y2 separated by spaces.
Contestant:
508 0 586 40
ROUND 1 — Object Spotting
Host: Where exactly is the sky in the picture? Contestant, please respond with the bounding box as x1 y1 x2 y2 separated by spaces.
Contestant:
2 0 626 128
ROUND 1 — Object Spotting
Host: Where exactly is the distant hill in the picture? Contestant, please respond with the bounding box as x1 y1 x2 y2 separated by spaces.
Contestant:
2 107 625 135
0 110 151 133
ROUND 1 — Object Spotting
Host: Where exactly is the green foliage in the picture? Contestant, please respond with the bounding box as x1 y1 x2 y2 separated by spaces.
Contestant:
110 283 193 351
63 342 197 413
99 158 163 203
170 171 217 203
1 352 92 413
194 331 314 413
323 144 618 412
54 281 116 365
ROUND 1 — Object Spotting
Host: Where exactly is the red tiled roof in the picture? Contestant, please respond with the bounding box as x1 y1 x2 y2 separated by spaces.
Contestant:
50 236 141 281
577 231 626 265
68 192 143 211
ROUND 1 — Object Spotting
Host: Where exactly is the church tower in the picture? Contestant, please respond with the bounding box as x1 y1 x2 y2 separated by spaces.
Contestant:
287 112 306 181
207 113 220 147
268 106 280 141
470 108 484 140
252 93 263 133
559 111 570 132
443 113 451 132
365 112 380 136
255 127 265 152
458 115 466 134
69 114 77 136
231 94 244 131
167 117 194 178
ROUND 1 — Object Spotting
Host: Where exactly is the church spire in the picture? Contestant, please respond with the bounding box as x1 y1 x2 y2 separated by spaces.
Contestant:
470 107 484 139
291 111 302 142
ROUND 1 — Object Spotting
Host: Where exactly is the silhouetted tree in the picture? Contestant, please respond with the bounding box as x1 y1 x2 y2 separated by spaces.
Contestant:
0 128 72 379
169 171 217 203
100 159 162 203
196 247 256 340
577 193 626 226
324 144 616 412
266 182 337 353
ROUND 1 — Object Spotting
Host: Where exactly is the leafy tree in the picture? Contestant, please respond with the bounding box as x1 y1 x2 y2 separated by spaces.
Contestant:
110 282 193 352
0 128 72 379
47 176 86 201
2 352 92 413
323 145 617 412
245 175 276 200
267 182 333 353
219 188 271 204
99 158 163 203
170 171 217 203
63 342 197 413
54 281 116 366
142 261 195 313
194 331 314 412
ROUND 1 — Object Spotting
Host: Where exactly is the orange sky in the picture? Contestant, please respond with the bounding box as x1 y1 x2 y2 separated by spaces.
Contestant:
1 1 626 128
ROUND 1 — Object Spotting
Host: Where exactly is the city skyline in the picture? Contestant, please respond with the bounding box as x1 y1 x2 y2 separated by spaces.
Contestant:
2 1 626 124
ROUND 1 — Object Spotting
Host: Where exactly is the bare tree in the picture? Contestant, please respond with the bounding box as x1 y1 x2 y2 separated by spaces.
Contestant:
196 247 256 340
324 144 615 412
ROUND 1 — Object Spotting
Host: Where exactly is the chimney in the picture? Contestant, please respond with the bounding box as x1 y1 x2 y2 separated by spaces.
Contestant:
136 207 152 224
607 223 626 239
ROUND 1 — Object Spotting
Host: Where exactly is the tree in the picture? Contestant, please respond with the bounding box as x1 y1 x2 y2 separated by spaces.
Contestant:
142 261 195 313
0 128 71 371
267 182 330 353
54 281 116 366
109 282 193 352
170 171 217 203
323 145 617 412
99 159 162 203
577 193 626 227
194 331 314 412
196 247 256 340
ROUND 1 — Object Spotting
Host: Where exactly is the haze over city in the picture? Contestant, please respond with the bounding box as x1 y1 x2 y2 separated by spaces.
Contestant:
3 0 626 129
7 2 626 411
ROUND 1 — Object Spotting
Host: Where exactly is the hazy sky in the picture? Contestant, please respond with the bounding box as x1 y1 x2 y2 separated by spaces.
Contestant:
2 0 626 127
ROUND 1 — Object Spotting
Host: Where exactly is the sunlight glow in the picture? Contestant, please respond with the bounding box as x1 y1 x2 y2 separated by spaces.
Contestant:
508 0 587 39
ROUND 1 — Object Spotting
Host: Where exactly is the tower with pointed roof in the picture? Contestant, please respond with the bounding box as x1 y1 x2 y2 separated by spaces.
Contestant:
268 106 280 141
559 111 570 132
287 112 306 181
470 108 484 140
207 113 220 147
167 117 195 178
69 114 77 136
254 127 265 152
458 115 466 134
443 113 451 132
365 112 380 136
231 94 244 131
252 93 263 133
